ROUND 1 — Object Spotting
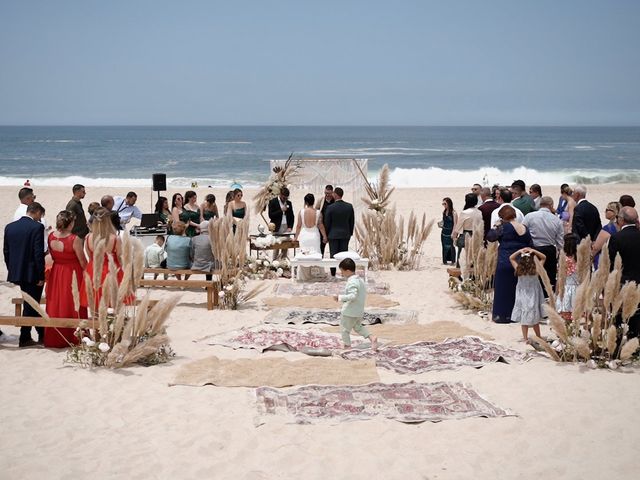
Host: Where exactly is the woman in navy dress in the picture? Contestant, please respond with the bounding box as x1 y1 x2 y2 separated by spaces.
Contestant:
487 205 532 323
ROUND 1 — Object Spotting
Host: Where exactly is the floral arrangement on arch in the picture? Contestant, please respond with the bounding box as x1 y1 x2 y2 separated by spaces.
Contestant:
253 153 302 227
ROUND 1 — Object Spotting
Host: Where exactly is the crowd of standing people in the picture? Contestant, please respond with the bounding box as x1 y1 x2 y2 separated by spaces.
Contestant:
440 180 640 342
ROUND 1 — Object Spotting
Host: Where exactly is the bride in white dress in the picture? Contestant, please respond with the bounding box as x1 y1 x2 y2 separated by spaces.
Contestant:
294 193 328 280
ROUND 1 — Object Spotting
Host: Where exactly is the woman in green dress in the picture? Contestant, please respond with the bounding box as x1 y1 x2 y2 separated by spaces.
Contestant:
201 194 219 221
154 196 171 224
228 188 246 234
181 190 201 237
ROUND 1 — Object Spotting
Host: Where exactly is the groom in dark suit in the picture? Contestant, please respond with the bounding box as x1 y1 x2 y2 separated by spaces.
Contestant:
268 187 295 259
4 202 47 347
324 187 354 276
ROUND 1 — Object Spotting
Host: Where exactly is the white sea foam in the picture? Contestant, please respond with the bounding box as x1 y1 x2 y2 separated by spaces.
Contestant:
387 166 640 188
0 176 262 189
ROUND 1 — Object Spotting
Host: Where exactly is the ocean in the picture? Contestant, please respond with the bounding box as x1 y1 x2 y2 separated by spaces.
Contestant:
0 126 638 188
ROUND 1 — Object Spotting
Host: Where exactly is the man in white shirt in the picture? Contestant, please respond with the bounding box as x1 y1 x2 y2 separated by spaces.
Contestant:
523 196 564 292
490 188 524 228
113 191 143 227
13 187 49 253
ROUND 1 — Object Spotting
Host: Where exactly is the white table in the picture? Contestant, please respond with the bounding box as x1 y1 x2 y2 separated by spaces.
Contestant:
289 258 369 282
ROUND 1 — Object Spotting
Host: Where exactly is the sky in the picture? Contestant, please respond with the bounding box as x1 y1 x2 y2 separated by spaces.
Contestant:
0 0 639 126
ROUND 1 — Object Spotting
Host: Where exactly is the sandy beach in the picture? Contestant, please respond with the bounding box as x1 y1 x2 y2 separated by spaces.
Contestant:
1 183 639 480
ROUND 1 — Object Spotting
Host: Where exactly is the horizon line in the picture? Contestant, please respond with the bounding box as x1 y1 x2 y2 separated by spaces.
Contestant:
1 124 639 128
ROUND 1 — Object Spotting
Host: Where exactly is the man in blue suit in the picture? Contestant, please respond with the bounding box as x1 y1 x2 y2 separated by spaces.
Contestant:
4 202 46 347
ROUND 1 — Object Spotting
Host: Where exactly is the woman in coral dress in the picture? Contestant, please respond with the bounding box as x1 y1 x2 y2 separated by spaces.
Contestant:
80 207 132 313
44 210 88 348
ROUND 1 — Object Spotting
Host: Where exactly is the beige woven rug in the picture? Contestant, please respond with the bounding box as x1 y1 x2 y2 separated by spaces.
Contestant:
262 295 399 309
322 321 492 344
170 355 379 387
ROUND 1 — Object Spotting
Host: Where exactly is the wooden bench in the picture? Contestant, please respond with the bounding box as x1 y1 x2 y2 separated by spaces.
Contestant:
11 297 159 316
289 258 370 282
0 315 101 329
138 278 219 310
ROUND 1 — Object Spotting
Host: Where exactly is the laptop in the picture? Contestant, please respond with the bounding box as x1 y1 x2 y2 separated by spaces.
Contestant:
140 213 161 228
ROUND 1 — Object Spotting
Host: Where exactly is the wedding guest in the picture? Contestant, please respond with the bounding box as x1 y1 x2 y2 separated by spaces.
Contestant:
478 187 499 235
165 221 192 278
79 207 131 311
87 202 100 217
522 196 564 291
608 207 640 337
559 185 576 233
471 183 482 206
100 195 114 211
4 202 46 347
99 194 122 231
511 180 535 215
154 196 171 224
325 187 355 277
452 193 482 269
490 188 524 227
509 247 546 343
529 184 542 210
571 184 601 241
144 235 166 269
316 184 335 257
487 205 533 323
268 187 294 260
201 194 219 221
556 234 579 321
13 187 49 252
65 184 89 239
113 191 143 227
228 189 247 234
44 210 88 348
223 190 234 216
556 183 569 219
171 192 185 229
181 190 201 237
440 197 457 265
191 221 217 280
619 194 636 208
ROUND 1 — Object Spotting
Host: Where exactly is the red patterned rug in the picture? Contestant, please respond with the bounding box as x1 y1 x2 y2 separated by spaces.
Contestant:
198 326 368 353
256 381 514 424
340 336 531 374
273 278 390 296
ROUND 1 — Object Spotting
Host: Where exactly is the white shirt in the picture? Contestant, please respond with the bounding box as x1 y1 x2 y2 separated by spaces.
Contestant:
13 204 49 253
490 203 525 228
522 207 564 249
278 198 288 229
144 243 166 268
113 196 143 225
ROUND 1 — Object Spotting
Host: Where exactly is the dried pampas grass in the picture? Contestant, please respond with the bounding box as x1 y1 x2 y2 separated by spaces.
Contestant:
606 325 618 355
531 336 560 361
576 237 592 283
619 337 639 361
544 305 568 343
71 270 80 315
535 257 556 307
570 336 591 360
621 281 640 322
556 252 567 300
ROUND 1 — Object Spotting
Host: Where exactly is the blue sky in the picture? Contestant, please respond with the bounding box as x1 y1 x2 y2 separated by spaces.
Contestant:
0 0 638 125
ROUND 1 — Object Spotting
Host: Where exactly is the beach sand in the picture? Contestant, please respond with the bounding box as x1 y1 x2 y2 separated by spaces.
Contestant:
0 184 639 480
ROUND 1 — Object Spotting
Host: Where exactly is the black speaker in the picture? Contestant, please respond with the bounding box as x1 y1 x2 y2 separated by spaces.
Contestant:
152 173 167 191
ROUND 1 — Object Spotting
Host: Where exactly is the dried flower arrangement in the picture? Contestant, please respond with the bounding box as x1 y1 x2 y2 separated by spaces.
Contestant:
252 153 302 224
208 213 268 309
530 239 640 369
354 163 433 270
245 254 291 279
449 223 498 313
20 233 176 368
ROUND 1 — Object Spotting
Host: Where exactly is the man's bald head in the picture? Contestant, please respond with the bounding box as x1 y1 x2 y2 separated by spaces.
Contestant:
101 195 114 210
619 206 639 225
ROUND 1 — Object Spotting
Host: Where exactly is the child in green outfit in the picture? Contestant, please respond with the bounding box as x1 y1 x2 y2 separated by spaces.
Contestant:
334 258 378 350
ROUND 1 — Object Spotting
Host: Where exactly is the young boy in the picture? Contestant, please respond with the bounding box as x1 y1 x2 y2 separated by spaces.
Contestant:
334 258 378 350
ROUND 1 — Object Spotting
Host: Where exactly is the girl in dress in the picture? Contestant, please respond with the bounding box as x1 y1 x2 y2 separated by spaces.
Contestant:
509 247 546 343
181 190 201 237
44 210 88 348
294 193 329 281
440 197 456 265
201 194 219 221
556 233 578 321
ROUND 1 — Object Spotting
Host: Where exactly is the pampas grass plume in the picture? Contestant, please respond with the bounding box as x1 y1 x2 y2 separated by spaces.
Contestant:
570 336 591 360
544 305 569 343
619 337 639 361
531 336 560 361
576 237 592 283
535 257 556 307
71 270 80 315
606 325 618 355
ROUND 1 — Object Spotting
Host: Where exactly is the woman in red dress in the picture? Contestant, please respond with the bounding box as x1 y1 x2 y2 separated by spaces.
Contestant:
44 210 88 348
79 207 132 313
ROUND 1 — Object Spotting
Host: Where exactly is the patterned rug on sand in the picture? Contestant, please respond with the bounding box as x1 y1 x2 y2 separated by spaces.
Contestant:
340 336 531 374
263 295 399 309
256 381 514 424
273 279 390 296
198 326 368 353
263 308 417 326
